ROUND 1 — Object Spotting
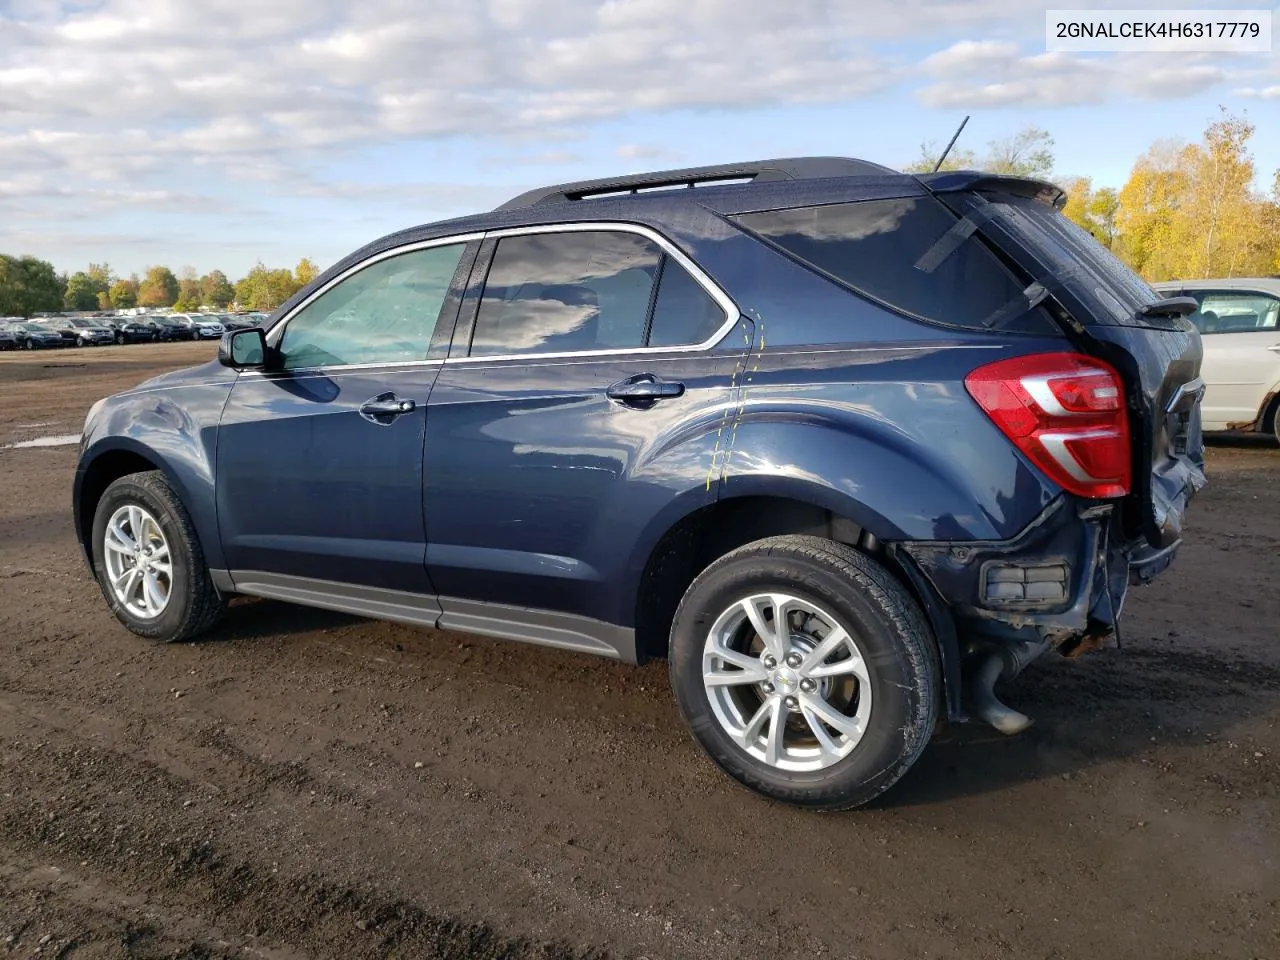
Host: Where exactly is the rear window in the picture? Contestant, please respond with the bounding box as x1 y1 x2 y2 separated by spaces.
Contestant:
733 196 1046 332
965 193 1159 327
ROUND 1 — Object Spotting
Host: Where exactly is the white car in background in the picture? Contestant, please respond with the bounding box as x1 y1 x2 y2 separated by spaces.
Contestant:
170 313 226 340
1153 278 1280 443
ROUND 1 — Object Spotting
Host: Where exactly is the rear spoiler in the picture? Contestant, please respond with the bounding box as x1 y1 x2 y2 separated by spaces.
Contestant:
915 171 1065 210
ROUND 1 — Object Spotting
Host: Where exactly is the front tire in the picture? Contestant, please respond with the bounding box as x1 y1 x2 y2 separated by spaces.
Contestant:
91 471 225 642
669 536 938 810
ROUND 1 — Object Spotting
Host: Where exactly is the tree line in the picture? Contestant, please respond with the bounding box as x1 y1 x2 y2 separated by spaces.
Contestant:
3 110 1276 319
0 257 320 319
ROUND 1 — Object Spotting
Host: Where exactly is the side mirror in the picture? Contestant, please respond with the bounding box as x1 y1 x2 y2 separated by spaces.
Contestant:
218 328 267 369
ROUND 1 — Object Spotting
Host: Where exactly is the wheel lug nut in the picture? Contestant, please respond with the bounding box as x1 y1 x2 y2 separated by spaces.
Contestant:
785 653 803 668
800 679 816 693
784 696 798 710
762 655 777 669
761 682 775 694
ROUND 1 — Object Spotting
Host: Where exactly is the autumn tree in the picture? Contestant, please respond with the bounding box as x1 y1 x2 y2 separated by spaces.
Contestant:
137 266 180 308
109 276 139 309
200 269 235 309
1115 140 1188 281
1060 177 1120 250
87 262 113 310
1089 188 1120 250
235 262 300 311
1181 111 1265 278
294 258 319 287
1115 110 1274 281
1269 170 1280 274
174 266 202 311
1060 176 1093 229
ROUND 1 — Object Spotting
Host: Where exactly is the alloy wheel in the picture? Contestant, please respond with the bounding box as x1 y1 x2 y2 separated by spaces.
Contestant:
102 504 173 620
702 593 872 772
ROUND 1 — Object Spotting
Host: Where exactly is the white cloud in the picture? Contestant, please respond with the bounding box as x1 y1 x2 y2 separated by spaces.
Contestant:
0 0 1267 272
1234 85 1280 100
916 39 1236 108
922 40 1021 76
616 144 675 161
0 0 899 197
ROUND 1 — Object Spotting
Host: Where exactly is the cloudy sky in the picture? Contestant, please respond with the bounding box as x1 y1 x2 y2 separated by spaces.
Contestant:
2 0 1276 279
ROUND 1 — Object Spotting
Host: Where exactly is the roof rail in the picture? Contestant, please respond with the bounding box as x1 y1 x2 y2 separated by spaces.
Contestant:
494 156 897 211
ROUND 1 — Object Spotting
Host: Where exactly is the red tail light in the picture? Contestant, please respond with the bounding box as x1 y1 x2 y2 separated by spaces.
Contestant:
965 353 1131 498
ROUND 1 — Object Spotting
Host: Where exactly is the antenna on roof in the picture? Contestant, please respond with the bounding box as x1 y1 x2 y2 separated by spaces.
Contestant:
932 115 970 173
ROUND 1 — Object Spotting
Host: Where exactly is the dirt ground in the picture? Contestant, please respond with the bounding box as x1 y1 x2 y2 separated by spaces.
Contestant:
0 341 1276 960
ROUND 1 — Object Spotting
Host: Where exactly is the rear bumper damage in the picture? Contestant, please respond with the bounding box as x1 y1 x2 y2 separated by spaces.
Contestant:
895 496 1177 732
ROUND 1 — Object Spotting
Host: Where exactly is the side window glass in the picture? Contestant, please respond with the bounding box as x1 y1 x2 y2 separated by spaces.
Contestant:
647 260 726 346
733 197 1037 332
470 232 661 356
1191 292 1280 334
279 244 465 370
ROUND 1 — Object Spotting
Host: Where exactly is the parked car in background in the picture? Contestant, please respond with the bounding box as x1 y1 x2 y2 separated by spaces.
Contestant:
189 315 227 339
114 319 162 344
1153 278 1280 442
223 312 269 330
150 316 196 341
168 314 226 340
12 322 66 349
36 318 83 346
63 318 117 347
0 322 18 350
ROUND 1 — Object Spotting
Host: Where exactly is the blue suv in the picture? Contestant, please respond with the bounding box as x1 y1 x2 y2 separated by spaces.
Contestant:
74 158 1206 808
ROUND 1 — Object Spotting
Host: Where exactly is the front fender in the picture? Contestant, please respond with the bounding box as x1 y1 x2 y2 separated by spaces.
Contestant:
76 378 232 569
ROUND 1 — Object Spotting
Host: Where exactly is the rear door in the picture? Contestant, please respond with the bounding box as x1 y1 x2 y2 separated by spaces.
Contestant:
424 224 747 640
934 185 1206 548
1183 289 1280 428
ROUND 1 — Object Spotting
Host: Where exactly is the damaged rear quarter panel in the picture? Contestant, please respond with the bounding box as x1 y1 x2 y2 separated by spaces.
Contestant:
716 341 1062 542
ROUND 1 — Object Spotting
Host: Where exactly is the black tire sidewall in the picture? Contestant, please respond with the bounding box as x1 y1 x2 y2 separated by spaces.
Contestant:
91 475 202 641
670 546 935 807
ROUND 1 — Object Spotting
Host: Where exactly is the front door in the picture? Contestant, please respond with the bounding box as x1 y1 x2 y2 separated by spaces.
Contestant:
424 226 748 636
216 240 470 594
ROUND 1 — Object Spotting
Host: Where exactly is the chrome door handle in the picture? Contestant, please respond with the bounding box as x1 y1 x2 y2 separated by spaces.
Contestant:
606 375 685 408
360 393 416 424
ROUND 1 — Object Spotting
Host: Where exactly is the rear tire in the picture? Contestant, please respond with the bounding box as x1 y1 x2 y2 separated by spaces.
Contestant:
669 535 938 810
91 471 225 642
